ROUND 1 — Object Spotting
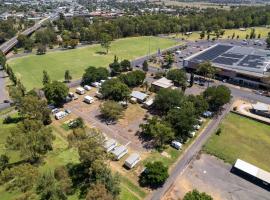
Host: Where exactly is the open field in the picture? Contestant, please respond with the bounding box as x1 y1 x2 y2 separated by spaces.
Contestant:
8 36 178 90
171 27 270 41
204 113 270 172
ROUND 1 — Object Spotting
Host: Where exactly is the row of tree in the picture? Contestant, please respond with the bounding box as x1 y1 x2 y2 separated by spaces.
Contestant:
140 85 231 148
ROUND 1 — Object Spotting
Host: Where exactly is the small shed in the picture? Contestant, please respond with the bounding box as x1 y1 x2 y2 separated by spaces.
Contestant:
124 153 141 169
111 145 128 160
189 131 196 138
171 141 182 150
84 85 92 91
76 87 85 95
84 95 94 104
151 77 173 90
131 91 148 103
104 139 117 152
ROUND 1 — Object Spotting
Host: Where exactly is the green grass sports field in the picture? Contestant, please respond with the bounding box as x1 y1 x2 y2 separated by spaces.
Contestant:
204 113 270 171
8 36 178 90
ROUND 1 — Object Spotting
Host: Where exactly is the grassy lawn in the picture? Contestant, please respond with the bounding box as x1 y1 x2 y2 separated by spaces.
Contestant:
204 113 270 172
8 36 178 90
171 27 270 41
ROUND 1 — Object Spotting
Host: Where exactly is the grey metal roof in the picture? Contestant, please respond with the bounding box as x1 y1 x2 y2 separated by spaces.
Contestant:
111 145 127 156
125 153 140 164
131 91 148 101
186 43 270 77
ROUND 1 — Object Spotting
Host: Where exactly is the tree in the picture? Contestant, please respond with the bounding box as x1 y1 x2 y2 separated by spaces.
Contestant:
54 166 73 195
166 69 187 90
42 70 50 85
196 61 216 87
139 161 168 188
165 102 197 142
109 56 121 76
100 33 112 54
140 117 174 148
36 172 67 200
18 95 51 125
6 65 17 85
187 95 209 117
120 59 132 72
81 66 109 85
69 39 79 49
142 60 148 72
119 70 146 87
43 81 69 106
100 100 124 121
64 70 72 83
266 32 270 49
203 85 231 112
153 88 184 114
0 50 6 69
190 72 194 87
200 30 205 39
164 52 174 68
0 154 9 171
100 78 131 101
0 164 39 192
37 43 46 55
78 133 107 166
183 189 213 200
7 119 55 162
16 79 26 96
86 183 113 200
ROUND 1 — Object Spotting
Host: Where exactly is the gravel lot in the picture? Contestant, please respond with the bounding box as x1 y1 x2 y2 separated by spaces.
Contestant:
164 154 270 200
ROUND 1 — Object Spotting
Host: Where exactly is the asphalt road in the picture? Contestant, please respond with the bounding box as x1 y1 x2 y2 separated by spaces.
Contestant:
149 102 233 200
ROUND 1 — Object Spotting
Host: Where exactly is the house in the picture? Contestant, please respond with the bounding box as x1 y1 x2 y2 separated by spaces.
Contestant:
104 139 117 152
84 95 94 104
131 91 148 103
84 85 92 91
151 77 173 90
76 87 85 95
55 111 67 120
124 153 141 169
111 145 128 160
171 141 182 150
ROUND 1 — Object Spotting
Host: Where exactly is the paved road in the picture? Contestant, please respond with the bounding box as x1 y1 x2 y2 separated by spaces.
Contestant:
149 102 233 200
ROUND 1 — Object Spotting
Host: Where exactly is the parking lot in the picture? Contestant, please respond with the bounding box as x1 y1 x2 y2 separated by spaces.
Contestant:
62 86 150 152
163 154 270 200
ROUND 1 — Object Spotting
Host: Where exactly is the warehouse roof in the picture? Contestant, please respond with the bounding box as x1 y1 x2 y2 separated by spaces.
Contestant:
185 44 270 77
234 159 270 184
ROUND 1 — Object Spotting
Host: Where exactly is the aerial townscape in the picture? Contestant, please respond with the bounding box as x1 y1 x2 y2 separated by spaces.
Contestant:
0 0 270 199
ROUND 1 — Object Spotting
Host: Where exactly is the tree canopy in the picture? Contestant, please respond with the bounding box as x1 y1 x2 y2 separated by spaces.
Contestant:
118 70 146 87
139 161 168 188
153 88 185 114
81 66 109 85
100 100 124 121
203 85 231 112
166 69 187 90
183 189 213 200
100 78 131 101
43 81 69 106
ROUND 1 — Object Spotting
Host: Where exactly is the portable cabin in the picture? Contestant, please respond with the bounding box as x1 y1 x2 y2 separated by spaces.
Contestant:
84 95 94 104
104 139 117 152
76 87 85 95
111 145 128 160
124 153 141 169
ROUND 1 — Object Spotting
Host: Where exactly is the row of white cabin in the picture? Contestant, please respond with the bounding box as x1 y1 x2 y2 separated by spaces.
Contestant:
103 139 141 169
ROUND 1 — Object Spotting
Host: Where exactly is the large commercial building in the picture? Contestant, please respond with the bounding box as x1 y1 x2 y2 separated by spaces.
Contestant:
183 44 270 89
